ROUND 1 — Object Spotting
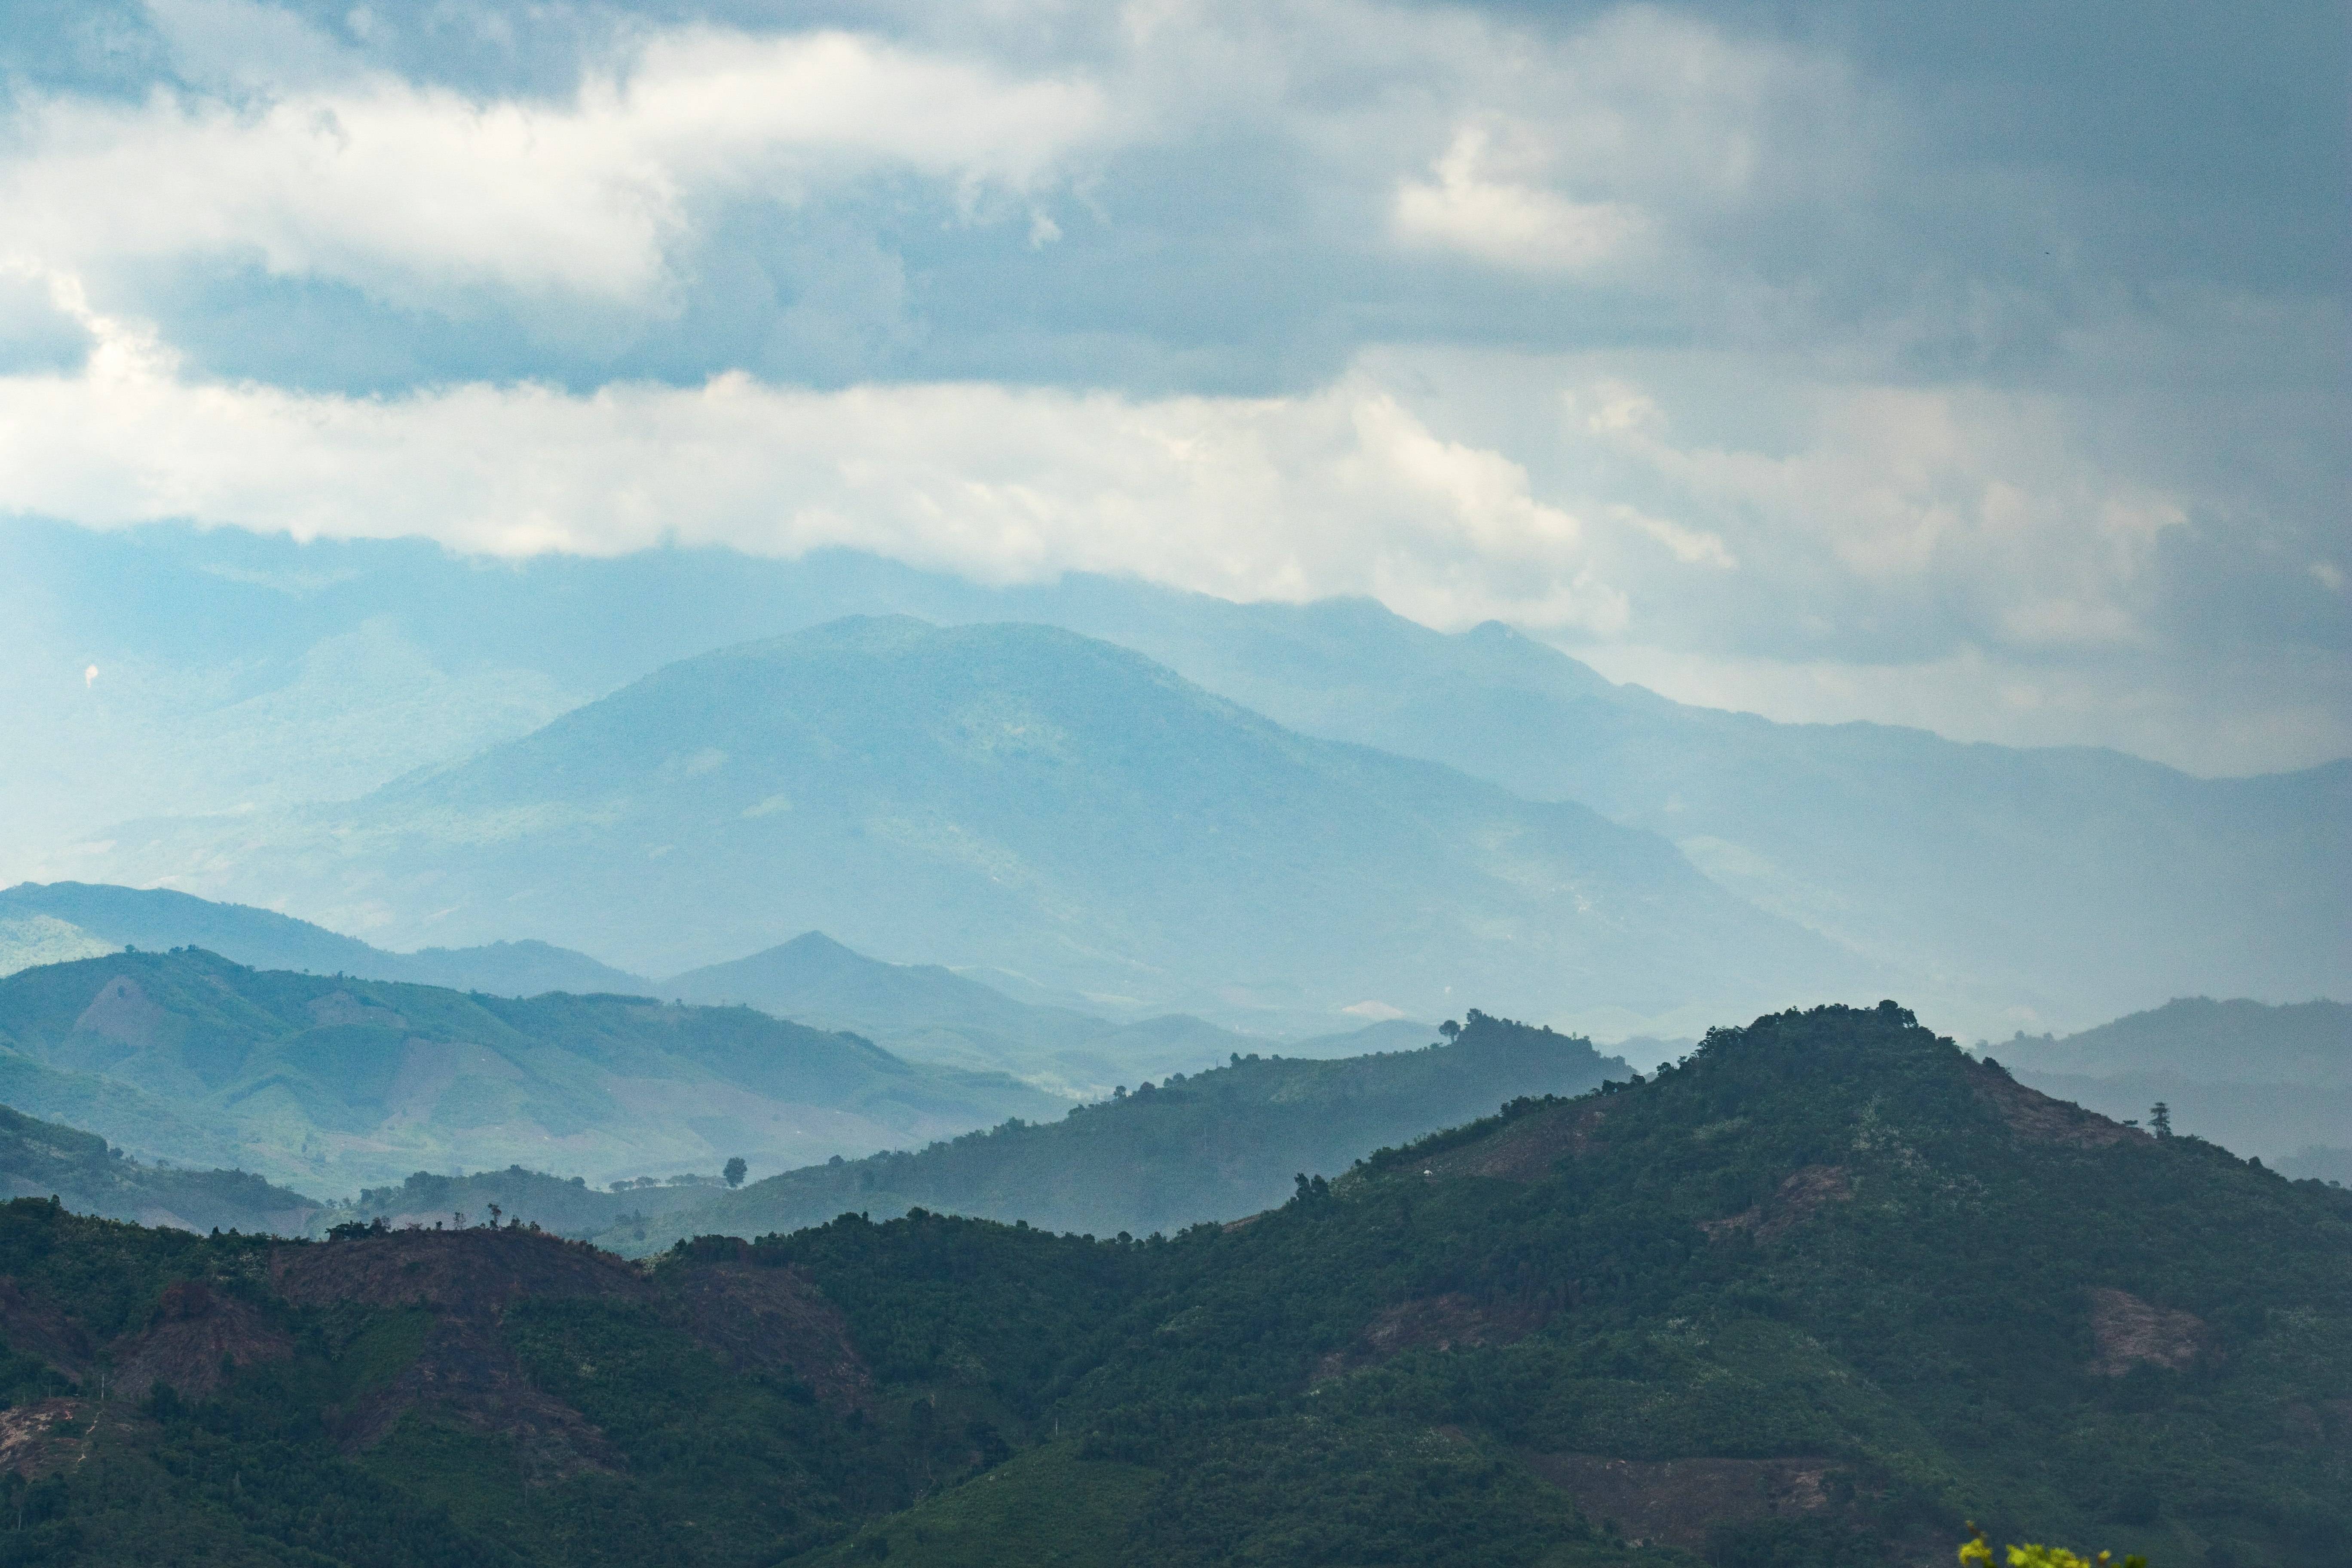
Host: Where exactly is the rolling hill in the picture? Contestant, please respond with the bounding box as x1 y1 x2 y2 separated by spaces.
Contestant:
582 1011 1625 1251
0 948 1058 1192
0 1099 319 1236
0 1002 2337 1565
58 617 1859 1035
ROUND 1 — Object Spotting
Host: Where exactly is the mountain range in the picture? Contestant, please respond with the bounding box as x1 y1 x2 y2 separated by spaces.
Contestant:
10 521 2345 1036
579 1011 1624 1253
0 948 1057 1193
0 1002 2337 1566
53 616 1858 1034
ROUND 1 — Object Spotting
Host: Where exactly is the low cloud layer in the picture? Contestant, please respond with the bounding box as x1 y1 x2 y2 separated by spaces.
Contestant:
0 0 2342 773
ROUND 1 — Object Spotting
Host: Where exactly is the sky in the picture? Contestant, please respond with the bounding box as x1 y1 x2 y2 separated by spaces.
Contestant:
0 0 2344 775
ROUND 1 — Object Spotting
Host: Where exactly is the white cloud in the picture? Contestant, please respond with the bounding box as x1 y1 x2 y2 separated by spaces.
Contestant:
1393 126 1643 270
0 285 1623 637
0 21 1108 309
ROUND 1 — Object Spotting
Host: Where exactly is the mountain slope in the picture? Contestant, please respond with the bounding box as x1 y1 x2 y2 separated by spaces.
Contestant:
18 527 2344 1034
0 948 1058 1191
1993 997 2352 1176
0 1003 2338 1566
71 618 1857 1033
586 1012 1626 1251
0 1100 320 1235
1026 587 2352 1029
0 882 649 994
664 931 1415 1093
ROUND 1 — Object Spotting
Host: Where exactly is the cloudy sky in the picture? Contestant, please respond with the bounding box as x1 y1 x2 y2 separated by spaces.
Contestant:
0 0 2343 773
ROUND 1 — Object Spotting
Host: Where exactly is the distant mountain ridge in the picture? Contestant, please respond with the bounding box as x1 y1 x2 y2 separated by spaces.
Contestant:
1995 997 2352 1182
0 882 648 995
588 1011 1628 1252
0 947 1058 1191
14 526 2344 1034
49 617 1859 1035
667 931 1431 1095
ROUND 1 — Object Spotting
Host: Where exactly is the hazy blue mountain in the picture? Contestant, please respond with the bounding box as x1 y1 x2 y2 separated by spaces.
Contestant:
0 948 1058 1192
71 619 1856 1034
0 1098 320 1235
0 882 649 994
586 1011 1627 1253
1992 997 2352 1172
1994 996 2352 1084
15 524 2343 1032
1030 588 2350 1030
665 931 1425 1093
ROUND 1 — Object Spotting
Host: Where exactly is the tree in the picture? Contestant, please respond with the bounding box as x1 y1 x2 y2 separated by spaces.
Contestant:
724 1156 748 1188
2149 1101 2172 1138
1439 1020 1461 1041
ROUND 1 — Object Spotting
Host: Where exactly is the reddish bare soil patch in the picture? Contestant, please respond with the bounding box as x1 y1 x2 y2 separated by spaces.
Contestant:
273 1228 650 1312
1967 1060 2142 1148
0 1279 92 1382
277 1230 647 1482
1701 1166 1854 1243
1520 1452 1836 1551
1422 1102 1608 1184
71 974 167 1046
2087 1288 2213 1376
0 1400 88 1476
1314 1292 1553 1382
665 1261 873 1414
111 1279 293 1401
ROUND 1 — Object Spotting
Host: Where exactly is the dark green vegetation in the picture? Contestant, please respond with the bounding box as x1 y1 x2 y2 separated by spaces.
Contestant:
0 1003 2339 1566
0 947 1056 1193
666 930 1431 1097
49 616 1856 1032
0 881 647 995
0 1099 318 1235
1997 998 2352 1180
584 1013 1625 1253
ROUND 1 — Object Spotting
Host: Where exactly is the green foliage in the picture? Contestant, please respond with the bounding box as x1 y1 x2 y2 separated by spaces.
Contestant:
0 946 1057 1195
0 1004 2339 1565
600 1016 1620 1252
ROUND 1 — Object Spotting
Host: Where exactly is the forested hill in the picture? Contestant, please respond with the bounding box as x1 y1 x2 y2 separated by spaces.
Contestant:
0 1101 319 1236
0 1003 2339 1566
585 1012 1625 1252
0 947 1056 1191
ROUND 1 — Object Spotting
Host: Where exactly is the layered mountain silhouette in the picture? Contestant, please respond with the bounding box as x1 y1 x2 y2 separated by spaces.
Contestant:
16 527 2344 1035
0 948 1057 1191
0 881 648 994
75 618 1856 1031
666 931 1430 1095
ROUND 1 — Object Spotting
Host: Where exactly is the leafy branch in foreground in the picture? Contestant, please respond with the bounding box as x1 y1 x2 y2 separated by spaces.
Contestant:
1961 1523 2148 1568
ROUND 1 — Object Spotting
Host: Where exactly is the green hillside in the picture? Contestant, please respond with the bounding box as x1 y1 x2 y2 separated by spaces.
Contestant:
583 1012 1625 1252
0 1100 320 1235
0 1002 2337 1566
58 617 1858 1035
0 948 1057 1192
